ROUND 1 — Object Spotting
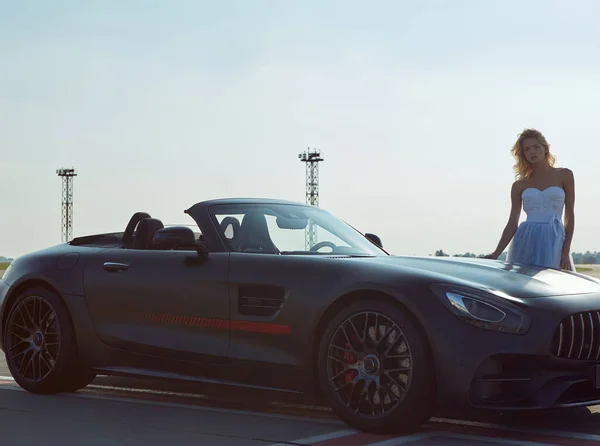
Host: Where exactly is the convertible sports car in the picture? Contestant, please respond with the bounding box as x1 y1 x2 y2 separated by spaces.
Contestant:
3 197 600 432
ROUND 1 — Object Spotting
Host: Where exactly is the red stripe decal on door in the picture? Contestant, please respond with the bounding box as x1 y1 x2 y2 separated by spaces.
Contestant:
143 313 292 335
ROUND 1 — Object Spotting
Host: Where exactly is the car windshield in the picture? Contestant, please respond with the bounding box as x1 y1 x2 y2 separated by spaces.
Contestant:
209 202 386 256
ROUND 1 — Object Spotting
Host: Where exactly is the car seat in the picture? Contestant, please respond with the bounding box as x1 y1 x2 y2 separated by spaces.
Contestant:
237 212 279 253
132 218 165 249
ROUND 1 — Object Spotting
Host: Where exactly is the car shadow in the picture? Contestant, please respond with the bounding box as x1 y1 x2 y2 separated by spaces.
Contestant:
91 375 600 434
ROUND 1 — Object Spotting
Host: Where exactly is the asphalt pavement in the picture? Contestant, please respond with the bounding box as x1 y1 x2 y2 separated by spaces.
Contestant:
3 357 600 445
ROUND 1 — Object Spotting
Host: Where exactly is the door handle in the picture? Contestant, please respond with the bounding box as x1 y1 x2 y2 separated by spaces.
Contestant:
103 262 129 272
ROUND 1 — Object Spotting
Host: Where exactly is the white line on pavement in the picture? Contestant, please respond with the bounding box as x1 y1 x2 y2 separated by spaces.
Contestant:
268 429 357 445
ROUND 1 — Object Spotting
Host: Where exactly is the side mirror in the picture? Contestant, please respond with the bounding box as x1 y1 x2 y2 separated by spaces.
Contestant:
153 226 209 262
153 226 196 249
365 233 382 248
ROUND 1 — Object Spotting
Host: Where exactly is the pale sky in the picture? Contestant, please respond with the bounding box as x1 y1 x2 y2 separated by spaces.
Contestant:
1 0 599 259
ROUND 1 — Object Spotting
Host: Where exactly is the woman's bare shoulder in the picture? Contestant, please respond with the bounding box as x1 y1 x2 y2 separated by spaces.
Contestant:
511 178 527 192
557 166 574 176
552 167 574 184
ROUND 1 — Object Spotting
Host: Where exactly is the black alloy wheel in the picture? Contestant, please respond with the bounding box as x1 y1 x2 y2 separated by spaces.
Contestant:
3 287 96 394
318 299 436 433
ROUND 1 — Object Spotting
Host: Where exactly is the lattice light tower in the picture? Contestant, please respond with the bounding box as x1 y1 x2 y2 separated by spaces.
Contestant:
298 148 324 249
56 167 77 242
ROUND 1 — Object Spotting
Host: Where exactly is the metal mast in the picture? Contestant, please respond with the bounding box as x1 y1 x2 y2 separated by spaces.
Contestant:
298 148 324 249
56 167 77 242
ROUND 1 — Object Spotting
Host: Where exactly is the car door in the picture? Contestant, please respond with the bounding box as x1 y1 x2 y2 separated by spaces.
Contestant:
211 206 319 371
82 247 230 364
226 250 324 392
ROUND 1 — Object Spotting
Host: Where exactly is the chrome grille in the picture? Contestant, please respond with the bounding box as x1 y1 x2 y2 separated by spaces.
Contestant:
552 311 600 360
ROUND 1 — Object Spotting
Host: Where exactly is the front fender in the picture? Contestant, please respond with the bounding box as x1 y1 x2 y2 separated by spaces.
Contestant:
306 279 437 360
329 280 429 327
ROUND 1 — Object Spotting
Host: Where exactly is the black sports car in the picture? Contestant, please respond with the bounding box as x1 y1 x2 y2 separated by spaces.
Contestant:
3 197 600 433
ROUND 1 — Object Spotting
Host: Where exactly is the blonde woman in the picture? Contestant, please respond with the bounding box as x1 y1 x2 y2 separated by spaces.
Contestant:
484 129 575 271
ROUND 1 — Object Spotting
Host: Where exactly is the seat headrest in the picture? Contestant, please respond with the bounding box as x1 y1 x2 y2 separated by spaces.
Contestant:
237 212 278 253
220 216 240 237
241 211 267 227
133 218 164 249
123 212 151 248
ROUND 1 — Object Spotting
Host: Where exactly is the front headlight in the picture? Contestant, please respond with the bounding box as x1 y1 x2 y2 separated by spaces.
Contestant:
430 283 531 335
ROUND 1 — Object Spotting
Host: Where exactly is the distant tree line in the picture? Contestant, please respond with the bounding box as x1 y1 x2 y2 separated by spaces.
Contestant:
433 250 600 264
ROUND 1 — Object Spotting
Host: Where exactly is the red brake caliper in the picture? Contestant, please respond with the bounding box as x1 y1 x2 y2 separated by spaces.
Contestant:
343 335 359 382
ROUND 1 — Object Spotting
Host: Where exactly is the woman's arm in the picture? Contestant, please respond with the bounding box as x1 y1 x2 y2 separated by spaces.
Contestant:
561 168 575 268
484 181 522 259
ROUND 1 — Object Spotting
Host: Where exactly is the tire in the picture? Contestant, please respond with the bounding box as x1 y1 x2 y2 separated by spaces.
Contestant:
317 299 436 433
3 286 96 394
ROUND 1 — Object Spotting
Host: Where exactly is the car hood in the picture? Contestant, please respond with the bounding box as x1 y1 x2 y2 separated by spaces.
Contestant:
365 255 600 298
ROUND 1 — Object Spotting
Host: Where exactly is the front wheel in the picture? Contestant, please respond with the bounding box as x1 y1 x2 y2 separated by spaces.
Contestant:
3 286 96 394
317 299 436 433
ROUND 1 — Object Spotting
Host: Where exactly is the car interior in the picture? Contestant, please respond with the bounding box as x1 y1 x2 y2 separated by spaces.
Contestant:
122 212 204 251
119 209 365 255
219 212 280 254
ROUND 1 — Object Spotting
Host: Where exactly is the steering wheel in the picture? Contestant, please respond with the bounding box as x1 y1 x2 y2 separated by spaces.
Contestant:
309 241 337 252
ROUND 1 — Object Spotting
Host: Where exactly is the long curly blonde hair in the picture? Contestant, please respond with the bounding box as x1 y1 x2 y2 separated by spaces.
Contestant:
511 128 556 180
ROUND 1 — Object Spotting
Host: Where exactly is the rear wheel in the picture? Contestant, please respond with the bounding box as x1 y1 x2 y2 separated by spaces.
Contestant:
317 299 436 433
3 286 96 393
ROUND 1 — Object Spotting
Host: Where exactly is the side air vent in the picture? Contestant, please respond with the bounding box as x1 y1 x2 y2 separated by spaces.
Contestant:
238 285 286 317
551 311 600 360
